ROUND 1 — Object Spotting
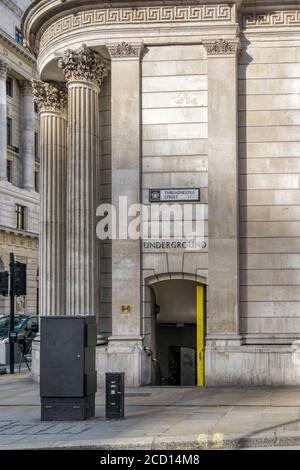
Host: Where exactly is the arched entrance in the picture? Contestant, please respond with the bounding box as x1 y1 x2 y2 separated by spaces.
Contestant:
146 275 206 387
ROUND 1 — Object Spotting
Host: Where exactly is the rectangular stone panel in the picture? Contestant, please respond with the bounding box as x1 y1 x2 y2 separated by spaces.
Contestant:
239 47 300 64
239 126 300 143
240 221 300 237
142 91 207 109
239 94 300 111
142 75 207 93
143 156 207 173
240 285 300 302
142 123 207 140
240 189 300 206
142 139 208 157
142 171 207 188
239 110 300 127
239 63 300 79
240 238 300 254
239 78 300 95
240 206 300 221
143 45 206 62
142 107 207 124
240 157 300 174
240 174 300 189
142 60 207 77
239 142 300 158
240 316 300 334
240 253 300 269
240 269 300 286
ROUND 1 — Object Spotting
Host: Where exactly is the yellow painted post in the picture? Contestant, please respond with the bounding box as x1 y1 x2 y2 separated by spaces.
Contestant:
196 284 205 386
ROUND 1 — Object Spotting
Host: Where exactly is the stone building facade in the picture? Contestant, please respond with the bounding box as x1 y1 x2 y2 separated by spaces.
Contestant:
0 0 39 318
22 0 300 386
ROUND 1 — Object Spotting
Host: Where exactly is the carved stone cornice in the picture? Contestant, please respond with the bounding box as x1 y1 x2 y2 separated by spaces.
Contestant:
106 42 143 59
243 10 300 29
38 4 234 52
20 80 33 96
203 39 241 56
32 81 67 113
0 60 9 79
57 46 110 88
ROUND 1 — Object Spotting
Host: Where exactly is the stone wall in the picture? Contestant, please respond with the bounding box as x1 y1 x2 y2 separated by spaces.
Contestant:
239 34 300 344
141 44 208 281
140 44 208 344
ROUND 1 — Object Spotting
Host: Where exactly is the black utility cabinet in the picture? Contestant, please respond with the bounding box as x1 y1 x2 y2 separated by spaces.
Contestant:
40 316 97 421
106 372 125 420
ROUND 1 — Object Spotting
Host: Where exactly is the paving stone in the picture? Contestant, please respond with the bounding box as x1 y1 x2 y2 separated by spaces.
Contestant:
3 373 300 448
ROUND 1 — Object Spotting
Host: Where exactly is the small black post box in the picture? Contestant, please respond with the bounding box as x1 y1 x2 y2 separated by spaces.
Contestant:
106 372 125 420
40 316 97 421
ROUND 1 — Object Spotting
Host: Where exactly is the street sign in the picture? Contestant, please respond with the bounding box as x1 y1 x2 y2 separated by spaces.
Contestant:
149 188 200 203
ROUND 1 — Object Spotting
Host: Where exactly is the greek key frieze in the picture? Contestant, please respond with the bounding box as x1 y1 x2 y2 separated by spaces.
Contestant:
40 5 232 48
243 10 300 28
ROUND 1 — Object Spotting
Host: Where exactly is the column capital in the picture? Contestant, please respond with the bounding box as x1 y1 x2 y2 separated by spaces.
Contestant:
20 80 33 96
107 42 144 60
58 45 110 89
32 81 67 113
0 60 9 79
203 38 241 57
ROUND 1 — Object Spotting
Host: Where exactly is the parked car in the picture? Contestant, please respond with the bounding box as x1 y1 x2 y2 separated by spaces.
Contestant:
0 315 39 342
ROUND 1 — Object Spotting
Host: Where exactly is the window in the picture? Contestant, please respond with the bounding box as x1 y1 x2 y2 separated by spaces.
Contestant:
15 204 25 230
6 118 12 146
34 132 39 161
15 28 23 45
6 77 13 97
7 160 12 183
34 171 39 192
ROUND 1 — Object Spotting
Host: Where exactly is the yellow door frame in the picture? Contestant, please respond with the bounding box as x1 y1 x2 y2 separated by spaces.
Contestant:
196 284 205 386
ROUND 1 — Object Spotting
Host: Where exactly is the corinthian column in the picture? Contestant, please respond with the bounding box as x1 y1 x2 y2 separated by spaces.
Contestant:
58 46 109 316
32 81 67 316
0 60 9 181
21 81 35 191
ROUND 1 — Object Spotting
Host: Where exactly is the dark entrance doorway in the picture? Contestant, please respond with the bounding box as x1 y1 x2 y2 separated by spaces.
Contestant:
150 279 205 386
156 323 196 385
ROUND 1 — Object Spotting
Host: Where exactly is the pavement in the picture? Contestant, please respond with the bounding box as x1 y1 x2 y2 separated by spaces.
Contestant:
2 372 300 449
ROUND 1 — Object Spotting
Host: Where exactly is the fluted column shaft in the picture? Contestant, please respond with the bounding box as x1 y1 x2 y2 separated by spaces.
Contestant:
33 82 68 316
58 46 110 316
66 80 99 316
0 61 8 181
39 110 67 315
22 81 35 190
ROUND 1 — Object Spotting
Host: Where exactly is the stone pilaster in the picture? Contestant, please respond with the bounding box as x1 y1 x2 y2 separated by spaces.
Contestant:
203 38 241 347
21 81 35 191
0 60 9 181
32 81 68 316
104 42 147 386
58 46 109 316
